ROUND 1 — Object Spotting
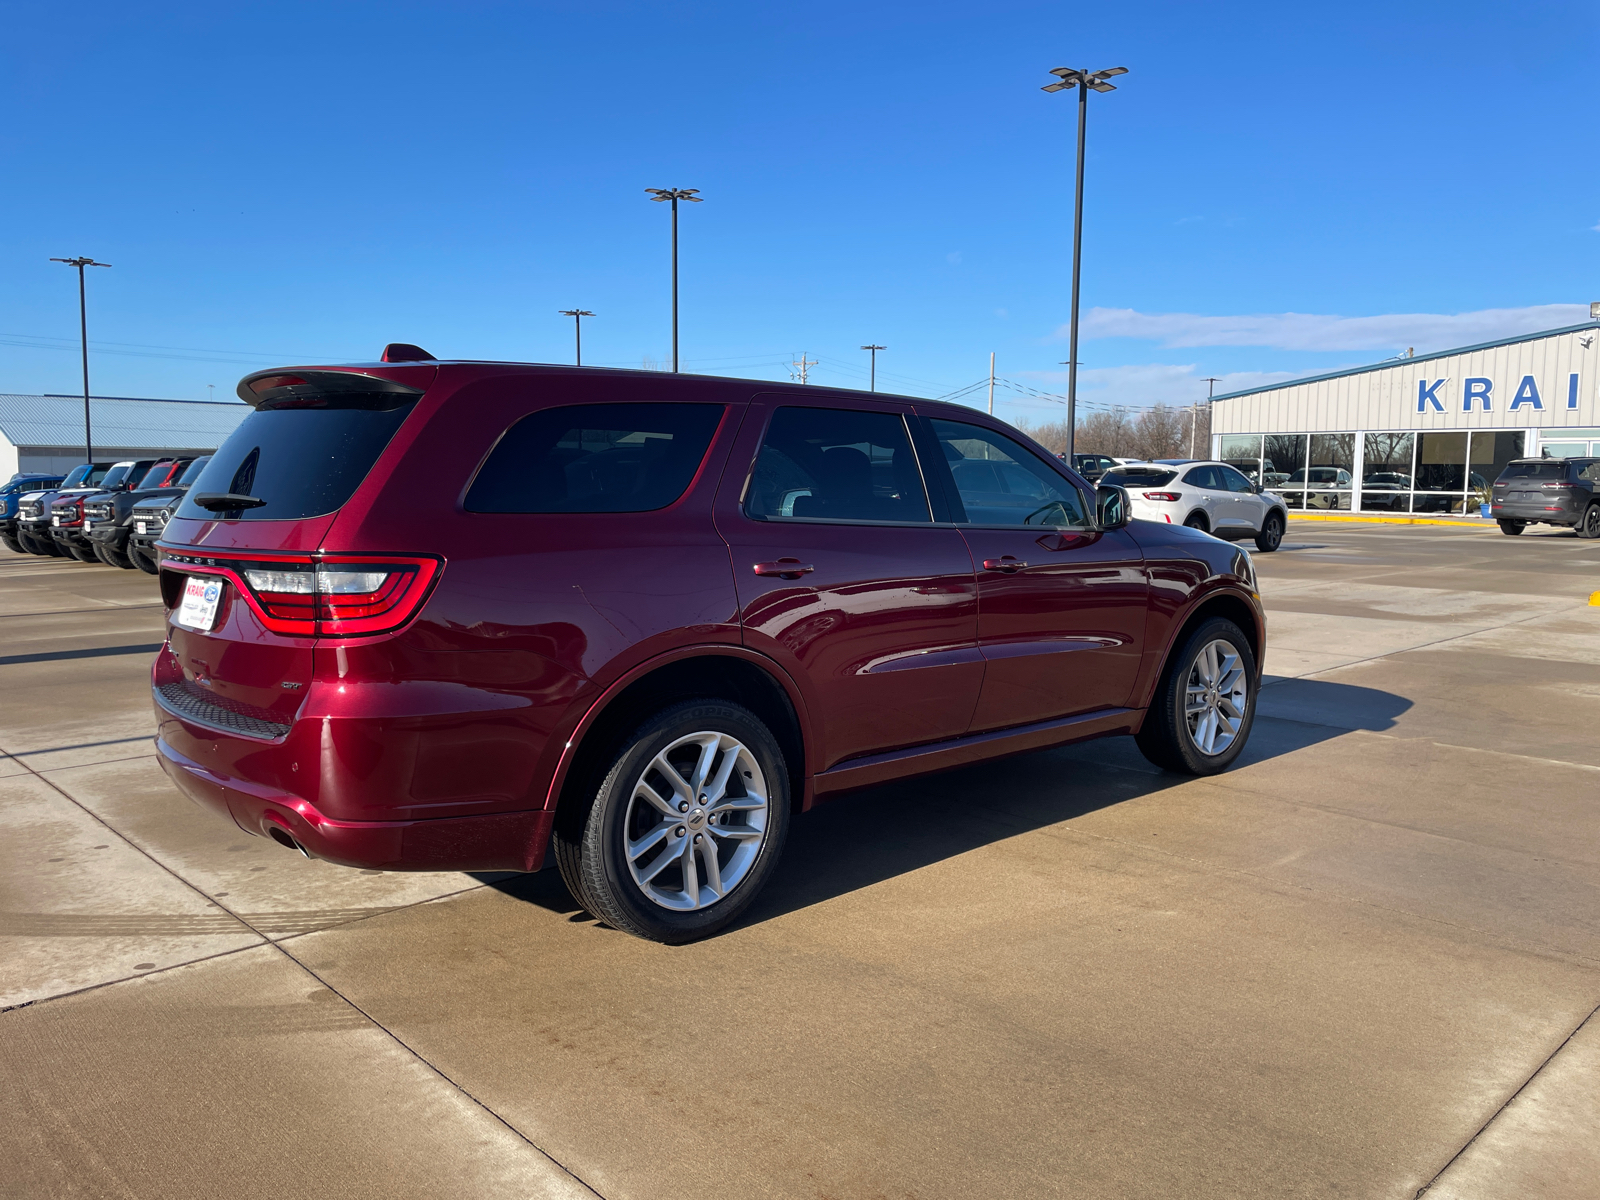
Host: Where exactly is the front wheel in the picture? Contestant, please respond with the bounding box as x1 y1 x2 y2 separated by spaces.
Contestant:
1254 510 1284 553
557 699 790 944
1497 520 1526 536
1136 617 1258 776
1578 504 1600 540
128 543 160 575
68 542 100 563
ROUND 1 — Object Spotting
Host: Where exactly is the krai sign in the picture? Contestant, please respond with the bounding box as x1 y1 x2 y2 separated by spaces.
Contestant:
1416 374 1581 413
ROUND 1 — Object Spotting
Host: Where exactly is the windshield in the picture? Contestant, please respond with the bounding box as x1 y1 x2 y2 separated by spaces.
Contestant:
1102 467 1177 488
100 464 133 490
60 464 92 487
1499 462 1564 480
136 463 173 489
177 456 212 485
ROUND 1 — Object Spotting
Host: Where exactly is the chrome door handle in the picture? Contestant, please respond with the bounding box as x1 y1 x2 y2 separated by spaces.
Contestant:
753 559 814 579
982 557 1028 572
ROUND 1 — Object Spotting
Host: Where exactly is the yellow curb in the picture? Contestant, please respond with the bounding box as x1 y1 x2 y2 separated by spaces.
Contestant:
1590 592 1600 607
1284 512 1498 529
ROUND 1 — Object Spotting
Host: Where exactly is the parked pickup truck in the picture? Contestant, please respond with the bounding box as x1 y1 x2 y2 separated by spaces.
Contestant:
1 473 65 553
85 457 205 569
14 463 117 557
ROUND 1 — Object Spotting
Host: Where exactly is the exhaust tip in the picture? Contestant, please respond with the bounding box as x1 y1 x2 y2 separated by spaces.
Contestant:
266 826 312 858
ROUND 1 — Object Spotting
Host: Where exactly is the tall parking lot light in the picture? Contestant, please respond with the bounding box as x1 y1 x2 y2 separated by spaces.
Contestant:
645 188 702 372
559 309 595 366
49 256 111 463
1041 65 1126 460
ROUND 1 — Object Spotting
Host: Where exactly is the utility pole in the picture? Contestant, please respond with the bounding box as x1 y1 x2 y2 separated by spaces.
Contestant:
987 352 996 415
1201 377 1220 459
861 344 885 391
50 256 111 464
789 353 818 385
1041 64 1127 460
558 309 595 365
645 188 702 371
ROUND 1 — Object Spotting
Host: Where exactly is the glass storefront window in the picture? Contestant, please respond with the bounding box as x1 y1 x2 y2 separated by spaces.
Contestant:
1303 434 1354 510
1413 432 1468 512
1361 432 1414 512
1263 434 1308 506
1468 431 1525 497
1218 434 1264 483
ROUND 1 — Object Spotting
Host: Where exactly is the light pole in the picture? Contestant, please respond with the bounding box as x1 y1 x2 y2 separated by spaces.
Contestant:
645 187 702 372
1200 377 1220 457
558 309 595 366
860 345 885 391
50 256 111 464
1041 64 1127 460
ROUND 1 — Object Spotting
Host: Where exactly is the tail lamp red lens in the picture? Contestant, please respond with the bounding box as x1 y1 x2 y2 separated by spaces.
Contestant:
1142 491 1181 502
161 552 440 636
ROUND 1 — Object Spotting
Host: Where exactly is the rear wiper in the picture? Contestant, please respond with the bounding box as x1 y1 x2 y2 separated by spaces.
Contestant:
191 493 267 512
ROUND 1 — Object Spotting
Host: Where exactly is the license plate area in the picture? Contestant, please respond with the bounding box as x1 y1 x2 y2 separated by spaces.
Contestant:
174 575 224 632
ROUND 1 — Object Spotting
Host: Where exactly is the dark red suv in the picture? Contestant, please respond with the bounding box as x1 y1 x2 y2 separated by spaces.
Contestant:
153 357 1264 942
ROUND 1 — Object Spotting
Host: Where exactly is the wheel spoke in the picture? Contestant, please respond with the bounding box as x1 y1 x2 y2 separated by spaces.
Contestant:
708 823 762 841
635 777 678 816
637 839 683 884
709 790 766 813
650 754 694 804
1218 696 1244 721
680 838 699 907
697 837 724 897
703 742 741 804
690 735 721 794
627 822 672 862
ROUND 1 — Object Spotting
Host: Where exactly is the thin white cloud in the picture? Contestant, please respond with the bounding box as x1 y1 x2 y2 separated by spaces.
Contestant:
1014 363 1302 410
1071 303 1590 353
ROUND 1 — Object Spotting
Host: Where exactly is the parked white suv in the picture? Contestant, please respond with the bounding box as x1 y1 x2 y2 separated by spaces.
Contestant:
1103 460 1289 552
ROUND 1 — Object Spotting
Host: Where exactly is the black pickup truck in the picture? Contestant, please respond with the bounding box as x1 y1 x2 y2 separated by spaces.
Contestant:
49 460 159 562
84 457 205 568
14 463 117 557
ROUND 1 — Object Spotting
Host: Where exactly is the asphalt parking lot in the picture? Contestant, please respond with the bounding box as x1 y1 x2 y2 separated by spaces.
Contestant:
3 520 1599 1200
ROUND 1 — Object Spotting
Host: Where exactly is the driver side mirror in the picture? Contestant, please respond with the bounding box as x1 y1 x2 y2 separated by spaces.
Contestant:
1252 483 1263 494
1095 483 1131 530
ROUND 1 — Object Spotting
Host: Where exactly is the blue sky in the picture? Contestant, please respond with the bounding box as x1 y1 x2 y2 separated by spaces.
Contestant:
3 0 1596 425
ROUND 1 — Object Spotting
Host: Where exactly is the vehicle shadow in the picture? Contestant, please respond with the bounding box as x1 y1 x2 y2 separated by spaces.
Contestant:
477 677 1413 931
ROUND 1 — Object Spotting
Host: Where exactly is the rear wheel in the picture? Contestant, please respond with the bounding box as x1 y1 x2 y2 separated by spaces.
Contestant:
1183 511 1209 532
128 543 160 575
1578 504 1600 540
557 699 790 944
1497 520 1526 536
1254 510 1284 553
1136 617 1257 776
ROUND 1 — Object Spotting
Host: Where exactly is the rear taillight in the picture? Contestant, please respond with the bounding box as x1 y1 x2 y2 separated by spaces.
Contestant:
1544 482 1576 489
160 551 441 637
1143 491 1181 502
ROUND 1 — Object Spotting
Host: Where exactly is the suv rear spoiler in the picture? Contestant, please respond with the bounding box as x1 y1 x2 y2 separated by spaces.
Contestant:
237 367 434 410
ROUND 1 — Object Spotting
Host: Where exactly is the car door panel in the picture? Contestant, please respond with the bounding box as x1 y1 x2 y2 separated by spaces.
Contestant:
918 415 1149 731
715 397 982 769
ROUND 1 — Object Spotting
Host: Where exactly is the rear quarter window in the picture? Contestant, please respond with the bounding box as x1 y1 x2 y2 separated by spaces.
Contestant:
466 402 724 513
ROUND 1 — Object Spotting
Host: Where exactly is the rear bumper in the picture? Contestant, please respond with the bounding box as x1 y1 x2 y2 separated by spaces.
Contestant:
155 736 552 872
1490 503 1576 524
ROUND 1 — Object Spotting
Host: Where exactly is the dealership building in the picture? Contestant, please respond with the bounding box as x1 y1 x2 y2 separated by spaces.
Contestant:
0 393 249 478
1208 318 1600 513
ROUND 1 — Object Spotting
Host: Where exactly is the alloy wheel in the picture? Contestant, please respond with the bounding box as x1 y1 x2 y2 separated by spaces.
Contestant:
1583 505 1600 539
1183 639 1248 756
623 731 770 911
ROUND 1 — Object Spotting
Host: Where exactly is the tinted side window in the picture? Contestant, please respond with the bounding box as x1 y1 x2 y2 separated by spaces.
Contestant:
1578 460 1600 483
468 403 723 514
1183 466 1221 489
929 419 1088 528
746 407 929 523
1218 465 1255 493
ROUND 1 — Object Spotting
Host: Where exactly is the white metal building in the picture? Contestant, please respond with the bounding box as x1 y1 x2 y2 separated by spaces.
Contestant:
1208 319 1600 513
0 393 250 478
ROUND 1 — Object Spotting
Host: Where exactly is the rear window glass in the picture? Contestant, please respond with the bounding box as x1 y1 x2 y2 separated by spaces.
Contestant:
176 403 416 521
1102 467 1177 487
467 403 723 514
1498 462 1565 480
746 407 930 523
177 456 211 485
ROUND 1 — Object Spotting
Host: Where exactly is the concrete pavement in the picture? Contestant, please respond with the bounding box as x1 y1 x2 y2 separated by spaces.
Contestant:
2 519 1597 1198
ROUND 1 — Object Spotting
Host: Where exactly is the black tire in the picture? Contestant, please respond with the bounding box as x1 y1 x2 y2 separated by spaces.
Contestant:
1578 504 1600 540
1135 616 1258 776
1254 510 1285 553
1183 511 1210 532
18 530 59 556
557 699 790 944
68 542 100 563
128 543 160 575
1497 520 1525 536
99 541 134 569
1 534 23 554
